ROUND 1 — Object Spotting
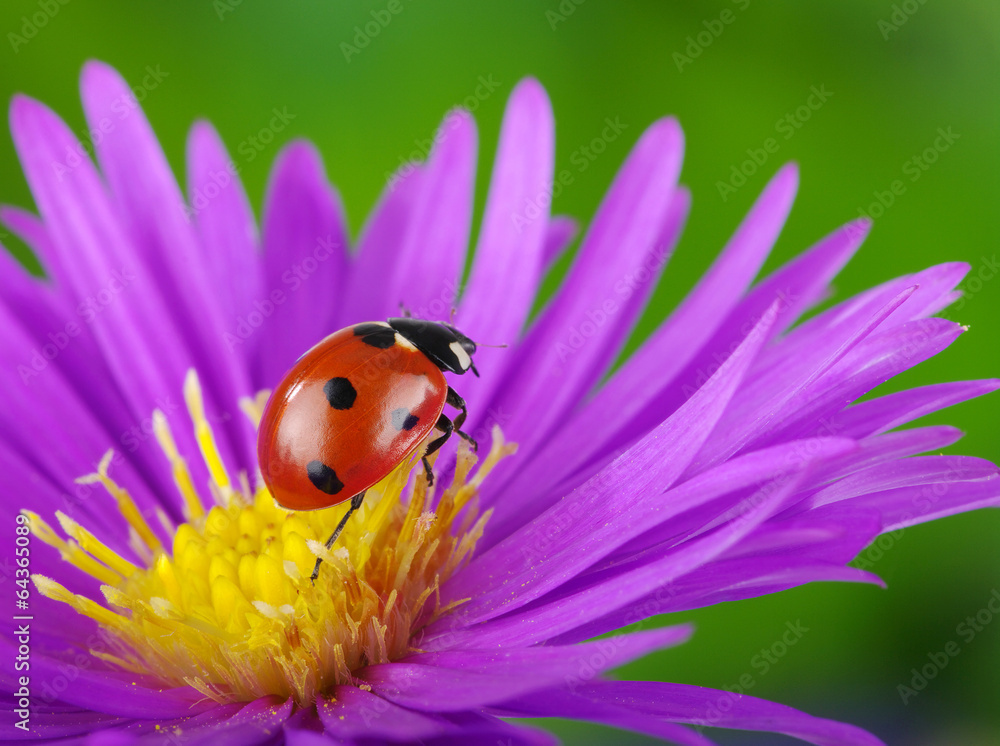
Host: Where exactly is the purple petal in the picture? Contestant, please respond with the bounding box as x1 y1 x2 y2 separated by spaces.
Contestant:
558 559 883 644
687 284 918 476
79 61 254 470
479 165 798 529
805 455 998 509
258 141 350 386
364 625 690 712
185 121 262 335
318 686 460 741
545 681 886 746
383 109 477 321
341 164 423 323
820 380 1000 440
436 460 810 649
492 689 722 746
542 215 578 268
755 318 964 452
0 709 126 741
442 305 788 621
1 641 209 718
484 119 684 450
178 697 293 746
804 426 966 486
460 77 554 354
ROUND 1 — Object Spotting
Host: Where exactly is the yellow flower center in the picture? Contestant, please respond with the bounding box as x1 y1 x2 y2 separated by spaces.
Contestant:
29 371 514 707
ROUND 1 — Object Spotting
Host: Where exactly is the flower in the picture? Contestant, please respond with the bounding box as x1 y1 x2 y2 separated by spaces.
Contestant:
3 60 998 746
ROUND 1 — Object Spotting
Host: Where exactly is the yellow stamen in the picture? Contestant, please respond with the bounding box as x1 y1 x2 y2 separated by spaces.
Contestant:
183 369 234 504
76 451 162 555
152 409 205 521
24 511 122 585
32 371 514 706
55 511 139 578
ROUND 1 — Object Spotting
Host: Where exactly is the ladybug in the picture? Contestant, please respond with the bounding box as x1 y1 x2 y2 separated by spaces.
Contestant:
257 318 479 582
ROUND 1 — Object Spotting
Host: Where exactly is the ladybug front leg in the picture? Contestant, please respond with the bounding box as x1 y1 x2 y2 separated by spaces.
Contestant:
421 414 454 487
446 387 477 452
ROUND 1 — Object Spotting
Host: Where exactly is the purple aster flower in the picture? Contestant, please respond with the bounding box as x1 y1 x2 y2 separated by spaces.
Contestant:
3 60 998 746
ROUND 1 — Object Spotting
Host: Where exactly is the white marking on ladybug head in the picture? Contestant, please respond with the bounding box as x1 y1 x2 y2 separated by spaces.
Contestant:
395 333 418 352
450 341 472 371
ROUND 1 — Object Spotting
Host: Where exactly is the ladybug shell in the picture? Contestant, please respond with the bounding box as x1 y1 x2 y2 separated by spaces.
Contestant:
257 323 448 512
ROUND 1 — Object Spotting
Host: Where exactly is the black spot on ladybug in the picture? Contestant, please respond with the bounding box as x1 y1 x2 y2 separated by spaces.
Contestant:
306 461 344 495
323 377 357 410
353 323 396 349
391 407 419 431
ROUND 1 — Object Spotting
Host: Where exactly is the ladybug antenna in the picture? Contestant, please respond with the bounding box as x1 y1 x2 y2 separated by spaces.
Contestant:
398 302 412 319
473 341 508 349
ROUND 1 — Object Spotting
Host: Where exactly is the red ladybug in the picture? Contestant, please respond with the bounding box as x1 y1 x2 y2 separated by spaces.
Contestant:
257 319 478 581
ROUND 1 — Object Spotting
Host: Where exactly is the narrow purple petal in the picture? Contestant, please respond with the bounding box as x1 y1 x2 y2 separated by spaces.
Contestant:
821 380 1000 439
806 455 998 508
181 697 292 746
79 62 254 470
460 77 554 350
318 687 460 740
0 205 56 272
606 214 869 470
0 709 126 741
6 645 208 717
805 426 966 486
186 121 262 332
687 285 918 474
364 626 690 712
542 215 578 268
756 318 965 451
341 164 423 322
809 476 1000 532
258 141 350 386
384 109 477 320
553 681 886 746
492 689 721 746
482 118 684 455
8 94 220 499
557 560 883 644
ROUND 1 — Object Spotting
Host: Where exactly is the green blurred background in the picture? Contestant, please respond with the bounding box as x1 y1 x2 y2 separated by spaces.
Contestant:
1 1 998 743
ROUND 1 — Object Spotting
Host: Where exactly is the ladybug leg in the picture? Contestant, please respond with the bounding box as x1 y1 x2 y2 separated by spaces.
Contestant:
421 413 454 487
446 387 478 452
310 490 366 584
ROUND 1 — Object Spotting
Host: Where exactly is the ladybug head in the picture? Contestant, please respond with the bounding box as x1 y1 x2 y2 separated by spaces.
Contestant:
388 317 479 377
